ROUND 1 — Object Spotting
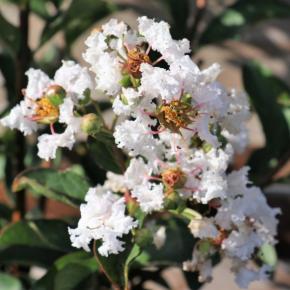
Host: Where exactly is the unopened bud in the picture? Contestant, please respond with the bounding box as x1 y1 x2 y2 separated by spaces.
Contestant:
45 85 66 106
81 113 102 135
257 243 277 267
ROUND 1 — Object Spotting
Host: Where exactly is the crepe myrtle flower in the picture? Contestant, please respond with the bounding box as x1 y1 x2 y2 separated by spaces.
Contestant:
1 60 93 160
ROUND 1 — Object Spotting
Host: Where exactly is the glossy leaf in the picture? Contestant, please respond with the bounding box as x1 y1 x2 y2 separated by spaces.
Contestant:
200 0 290 45
243 62 290 182
13 168 90 206
40 0 115 48
0 219 73 252
0 273 22 290
33 251 99 290
137 216 195 265
0 13 20 54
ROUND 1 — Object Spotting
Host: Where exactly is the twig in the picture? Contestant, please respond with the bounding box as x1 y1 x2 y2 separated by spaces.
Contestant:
93 241 121 290
260 150 290 188
14 0 31 219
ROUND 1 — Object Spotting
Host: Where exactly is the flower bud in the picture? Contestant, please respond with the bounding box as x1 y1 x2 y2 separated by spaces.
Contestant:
45 85 66 106
81 113 102 136
257 243 277 267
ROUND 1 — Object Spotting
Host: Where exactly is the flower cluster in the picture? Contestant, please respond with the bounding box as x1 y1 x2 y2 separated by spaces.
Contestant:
1 16 280 289
1 61 93 160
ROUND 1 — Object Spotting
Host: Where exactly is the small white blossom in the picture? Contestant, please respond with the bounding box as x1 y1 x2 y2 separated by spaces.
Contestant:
69 186 137 256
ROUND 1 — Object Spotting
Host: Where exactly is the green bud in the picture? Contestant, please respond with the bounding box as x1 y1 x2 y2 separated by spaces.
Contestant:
45 85 66 106
119 74 132 88
198 240 212 255
164 191 185 211
120 94 129 105
181 93 192 105
79 88 91 105
257 243 277 267
202 142 213 153
130 75 141 88
81 113 102 136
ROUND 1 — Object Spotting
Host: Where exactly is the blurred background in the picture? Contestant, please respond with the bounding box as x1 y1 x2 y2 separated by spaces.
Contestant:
0 0 289 289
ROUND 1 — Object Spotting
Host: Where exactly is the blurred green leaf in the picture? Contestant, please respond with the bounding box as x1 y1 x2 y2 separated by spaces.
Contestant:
39 0 115 48
30 0 51 20
0 273 22 290
200 0 290 45
138 216 194 265
159 0 191 39
0 219 73 251
33 251 99 290
243 62 290 182
0 12 20 54
0 52 16 103
0 203 12 220
88 135 123 174
0 246 62 267
13 168 90 207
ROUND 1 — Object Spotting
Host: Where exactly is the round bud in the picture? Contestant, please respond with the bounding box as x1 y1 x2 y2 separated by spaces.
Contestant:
257 243 277 267
45 85 66 106
81 113 102 136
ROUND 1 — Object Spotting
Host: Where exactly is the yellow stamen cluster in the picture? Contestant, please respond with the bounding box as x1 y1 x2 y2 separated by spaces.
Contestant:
34 97 59 124
157 100 198 133
123 48 151 78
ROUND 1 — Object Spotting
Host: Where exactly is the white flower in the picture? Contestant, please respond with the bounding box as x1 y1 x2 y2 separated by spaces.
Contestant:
54 60 93 100
68 186 137 256
90 52 122 95
1 102 37 135
113 118 162 163
235 265 271 289
140 63 180 101
25 68 52 100
104 172 126 192
124 158 152 189
188 218 219 239
222 228 262 261
131 182 164 213
59 98 81 133
102 19 127 38
138 16 190 63
37 128 75 161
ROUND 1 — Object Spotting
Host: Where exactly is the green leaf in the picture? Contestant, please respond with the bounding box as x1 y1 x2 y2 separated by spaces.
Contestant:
13 168 90 207
40 0 115 48
0 52 16 104
0 246 64 267
136 216 194 265
30 0 51 19
0 203 12 220
124 244 141 289
0 219 73 252
88 136 123 174
0 273 22 290
242 62 290 182
159 0 191 39
93 237 141 289
200 0 290 45
0 13 20 54
33 251 99 290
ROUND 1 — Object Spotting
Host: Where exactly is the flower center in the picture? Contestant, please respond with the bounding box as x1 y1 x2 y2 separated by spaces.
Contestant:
33 97 59 124
123 47 151 78
157 100 198 133
161 167 187 189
